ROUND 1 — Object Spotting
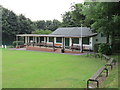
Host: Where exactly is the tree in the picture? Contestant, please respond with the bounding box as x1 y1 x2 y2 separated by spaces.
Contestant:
51 19 61 30
17 14 34 34
62 11 74 27
2 6 35 45
32 29 52 34
82 2 120 44
2 6 19 44
62 4 85 27
34 19 61 31
35 20 46 30
71 4 85 26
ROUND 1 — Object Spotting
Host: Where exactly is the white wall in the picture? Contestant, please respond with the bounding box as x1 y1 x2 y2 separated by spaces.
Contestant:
92 33 107 50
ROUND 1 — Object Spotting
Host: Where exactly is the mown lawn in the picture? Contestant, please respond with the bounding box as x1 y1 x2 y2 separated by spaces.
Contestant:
100 53 119 89
2 49 106 88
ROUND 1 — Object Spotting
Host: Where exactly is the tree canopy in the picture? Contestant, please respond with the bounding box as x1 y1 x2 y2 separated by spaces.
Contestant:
82 2 120 44
1 6 61 45
32 29 52 34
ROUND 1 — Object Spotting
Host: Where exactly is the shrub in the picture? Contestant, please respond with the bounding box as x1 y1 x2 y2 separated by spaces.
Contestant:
13 41 24 47
98 43 112 55
112 42 120 53
94 43 101 52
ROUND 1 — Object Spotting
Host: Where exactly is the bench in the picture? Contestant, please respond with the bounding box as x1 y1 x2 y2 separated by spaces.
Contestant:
105 58 116 70
70 45 80 50
87 66 108 88
102 54 110 61
55 44 62 48
33 43 46 47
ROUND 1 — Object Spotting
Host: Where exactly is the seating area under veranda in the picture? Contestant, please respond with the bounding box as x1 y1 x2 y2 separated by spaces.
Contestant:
16 34 93 54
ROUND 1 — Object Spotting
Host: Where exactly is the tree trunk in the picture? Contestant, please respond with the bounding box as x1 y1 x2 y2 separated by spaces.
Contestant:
111 32 115 52
106 34 109 44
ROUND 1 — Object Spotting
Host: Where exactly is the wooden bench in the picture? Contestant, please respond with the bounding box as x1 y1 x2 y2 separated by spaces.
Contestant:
102 54 110 61
87 66 108 88
70 45 80 50
105 58 116 70
55 44 62 48
34 43 46 46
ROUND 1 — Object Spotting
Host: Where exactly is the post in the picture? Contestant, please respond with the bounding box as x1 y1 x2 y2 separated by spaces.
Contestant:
61 37 65 53
53 37 55 51
25 36 27 44
33 36 35 43
45 37 47 47
105 68 109 77
16 36 18 48
28 36 30 43
39 37 41 43
96 80 99 88
80 24 83 53
38 37 40 43
87 80 89 88
35 37 37 43
69 38 72 46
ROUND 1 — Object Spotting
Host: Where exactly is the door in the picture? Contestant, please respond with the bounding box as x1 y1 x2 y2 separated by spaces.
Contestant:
65 38 69 46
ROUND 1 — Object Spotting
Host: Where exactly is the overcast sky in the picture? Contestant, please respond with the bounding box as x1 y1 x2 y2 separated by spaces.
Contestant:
1 0 84 21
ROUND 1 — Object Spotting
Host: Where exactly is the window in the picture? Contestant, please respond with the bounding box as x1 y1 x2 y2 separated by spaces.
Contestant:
72 38 79 44
56 37 62 43
49 37 54 42
29 37 33 40
83 37 89 45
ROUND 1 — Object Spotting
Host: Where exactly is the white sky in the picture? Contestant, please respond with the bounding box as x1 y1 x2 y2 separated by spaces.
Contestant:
1 0 84 21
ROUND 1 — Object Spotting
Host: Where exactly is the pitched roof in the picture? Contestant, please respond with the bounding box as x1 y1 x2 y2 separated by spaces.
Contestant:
17 27 97 38
50 27 97 37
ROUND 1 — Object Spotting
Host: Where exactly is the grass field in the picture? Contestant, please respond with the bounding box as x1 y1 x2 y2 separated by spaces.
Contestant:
2 49 106 88
100 53 119 88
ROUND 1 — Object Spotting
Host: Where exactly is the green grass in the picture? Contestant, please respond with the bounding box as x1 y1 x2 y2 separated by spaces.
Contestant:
100 65 118 88
100 53 119 88
2 49 106 88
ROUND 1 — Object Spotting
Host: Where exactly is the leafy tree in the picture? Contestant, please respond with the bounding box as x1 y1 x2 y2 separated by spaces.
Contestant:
34 20 61 31
51 19 61 30
82 2 120 44
62 4 85 27
2 6 34 45
17 14 34 34
32 29 52 34
35 20 46 30
62 11 74 27
2 6 19 44
71 4 85 26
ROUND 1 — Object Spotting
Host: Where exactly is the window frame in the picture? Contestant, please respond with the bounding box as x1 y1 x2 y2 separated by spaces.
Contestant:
82 37 89 45
56 37 62 43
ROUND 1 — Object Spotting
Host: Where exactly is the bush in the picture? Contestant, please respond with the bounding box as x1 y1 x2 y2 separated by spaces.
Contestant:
94 43 101 52
98 43 112 55
112 42 120 53
13 41 24 47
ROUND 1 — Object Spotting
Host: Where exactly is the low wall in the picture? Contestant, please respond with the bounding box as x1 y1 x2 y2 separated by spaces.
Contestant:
64 50 81 54
26 46 81 54
26 46 55 52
